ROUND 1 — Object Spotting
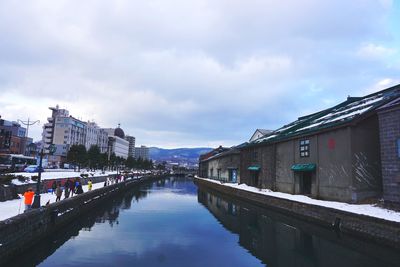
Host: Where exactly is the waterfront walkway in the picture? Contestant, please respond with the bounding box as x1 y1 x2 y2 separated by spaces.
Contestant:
0 179 110 221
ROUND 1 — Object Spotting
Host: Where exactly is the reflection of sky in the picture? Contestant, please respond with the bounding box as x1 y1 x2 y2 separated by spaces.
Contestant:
38 181 263 267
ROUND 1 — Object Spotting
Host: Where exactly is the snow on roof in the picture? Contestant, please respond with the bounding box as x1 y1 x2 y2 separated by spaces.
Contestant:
248 85 400 146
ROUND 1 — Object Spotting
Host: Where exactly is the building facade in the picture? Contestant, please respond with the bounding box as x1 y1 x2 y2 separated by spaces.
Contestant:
204 148 241 183
42 105 70 151
104 127 129 159
378 98 400 205
198 146 230 178
125 135 136 158
0 117 27 155
134 146 149 160
86 122 109 153
249 129 272 142
42 105 111 166
240 85 400 203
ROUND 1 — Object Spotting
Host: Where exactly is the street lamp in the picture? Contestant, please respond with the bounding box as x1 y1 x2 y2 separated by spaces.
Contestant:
17 118 40 155
31 144 56 208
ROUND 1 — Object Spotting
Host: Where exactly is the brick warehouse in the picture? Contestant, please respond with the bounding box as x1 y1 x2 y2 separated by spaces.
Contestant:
201 84 400 204
378 98 400 204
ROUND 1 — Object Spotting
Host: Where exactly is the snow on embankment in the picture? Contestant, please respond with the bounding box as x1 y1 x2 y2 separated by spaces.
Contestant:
199 178 400 223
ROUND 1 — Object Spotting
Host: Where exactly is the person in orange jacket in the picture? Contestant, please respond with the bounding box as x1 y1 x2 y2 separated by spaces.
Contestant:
23 188 35 211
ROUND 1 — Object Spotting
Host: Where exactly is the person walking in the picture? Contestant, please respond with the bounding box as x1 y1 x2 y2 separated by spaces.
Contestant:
51 180 57 194
23 188 35 212
64 179 71 199
88 179 93 191
75 179 84 195
70 178 76 197
55 183 62 202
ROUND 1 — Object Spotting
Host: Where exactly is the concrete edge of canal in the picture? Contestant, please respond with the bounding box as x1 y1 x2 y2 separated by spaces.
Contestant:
0 175 166 264
194 177 400 250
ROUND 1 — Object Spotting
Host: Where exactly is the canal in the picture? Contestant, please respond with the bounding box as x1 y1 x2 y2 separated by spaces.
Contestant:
6 177 400 267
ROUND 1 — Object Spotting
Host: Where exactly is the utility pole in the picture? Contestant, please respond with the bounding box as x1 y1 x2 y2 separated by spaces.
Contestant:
31 144 56 208
17 118 40 155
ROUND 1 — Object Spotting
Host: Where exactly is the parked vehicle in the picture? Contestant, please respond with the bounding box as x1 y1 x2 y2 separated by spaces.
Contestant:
24 165 44 173
0 154 37 173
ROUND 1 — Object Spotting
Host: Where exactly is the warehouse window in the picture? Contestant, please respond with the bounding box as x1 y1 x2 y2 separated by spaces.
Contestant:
300 140 310 157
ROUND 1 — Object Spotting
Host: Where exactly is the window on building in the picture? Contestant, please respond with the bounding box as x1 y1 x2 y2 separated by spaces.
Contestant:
252 150 258 162
300 139 310 157
217 169 221 179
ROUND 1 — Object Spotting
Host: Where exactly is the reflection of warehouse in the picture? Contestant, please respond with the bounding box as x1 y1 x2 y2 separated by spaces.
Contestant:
197 186 399 267
197 189 240 233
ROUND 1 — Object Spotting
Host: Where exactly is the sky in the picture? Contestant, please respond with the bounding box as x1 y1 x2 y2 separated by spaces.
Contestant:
0 0 399 148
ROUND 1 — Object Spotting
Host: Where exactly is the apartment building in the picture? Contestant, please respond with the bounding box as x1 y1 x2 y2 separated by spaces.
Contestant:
42 105 111 166
125 135 136 158
134 145 149 160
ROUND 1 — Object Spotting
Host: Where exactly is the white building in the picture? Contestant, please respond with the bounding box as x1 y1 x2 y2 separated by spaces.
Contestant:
249 129 272 142
104 126 129 159
42 105 69 150
86 122 109 153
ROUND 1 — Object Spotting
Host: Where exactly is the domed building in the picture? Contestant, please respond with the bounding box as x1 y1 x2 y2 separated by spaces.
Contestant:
103 124 129 159
114 126 125 139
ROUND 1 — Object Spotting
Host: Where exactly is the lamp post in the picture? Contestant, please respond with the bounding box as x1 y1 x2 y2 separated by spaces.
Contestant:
31 144 56 208
17 118 40 155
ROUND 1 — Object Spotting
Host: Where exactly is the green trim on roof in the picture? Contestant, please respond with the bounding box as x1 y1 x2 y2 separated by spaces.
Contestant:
291 163 316 172
248 166 260 171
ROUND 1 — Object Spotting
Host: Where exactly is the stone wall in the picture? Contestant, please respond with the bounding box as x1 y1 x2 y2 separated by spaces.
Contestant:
378 106 400 204
0 184 18 202
0 175 161 264
194 177 400 249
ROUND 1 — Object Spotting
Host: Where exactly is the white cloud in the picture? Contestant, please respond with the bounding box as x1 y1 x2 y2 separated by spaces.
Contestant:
0 0 398 147
357 43 396 59
363 78 400 95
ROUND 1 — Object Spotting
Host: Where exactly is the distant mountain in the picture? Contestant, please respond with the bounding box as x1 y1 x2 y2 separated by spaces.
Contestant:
149 147 212 166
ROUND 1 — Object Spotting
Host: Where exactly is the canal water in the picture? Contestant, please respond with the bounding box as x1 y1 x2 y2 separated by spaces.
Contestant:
7 177 400 267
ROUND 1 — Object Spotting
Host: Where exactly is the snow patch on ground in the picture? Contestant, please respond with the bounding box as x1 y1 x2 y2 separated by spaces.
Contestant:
0 181 107 221
9 170 117 185
200 178 400 223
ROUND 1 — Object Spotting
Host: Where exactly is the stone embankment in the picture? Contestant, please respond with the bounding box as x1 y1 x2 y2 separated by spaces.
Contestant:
0 173 114 202
194 177 400 250
0 175 163 264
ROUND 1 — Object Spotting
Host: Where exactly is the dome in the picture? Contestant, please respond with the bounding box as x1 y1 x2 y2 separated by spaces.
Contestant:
114 127 125 138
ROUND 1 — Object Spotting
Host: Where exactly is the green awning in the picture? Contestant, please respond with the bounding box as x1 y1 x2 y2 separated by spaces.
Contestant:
248 166 260 171
291 163 316 172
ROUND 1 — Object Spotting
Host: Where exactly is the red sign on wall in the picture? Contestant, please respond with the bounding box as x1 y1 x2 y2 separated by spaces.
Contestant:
328 138 336 150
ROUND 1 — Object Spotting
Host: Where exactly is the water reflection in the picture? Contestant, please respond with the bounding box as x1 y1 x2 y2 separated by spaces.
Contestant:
6 186 149 267
5 177 400 267
197 186 400 267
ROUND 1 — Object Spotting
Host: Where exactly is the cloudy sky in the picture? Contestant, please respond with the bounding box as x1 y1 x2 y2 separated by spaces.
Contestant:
1 0 399 148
